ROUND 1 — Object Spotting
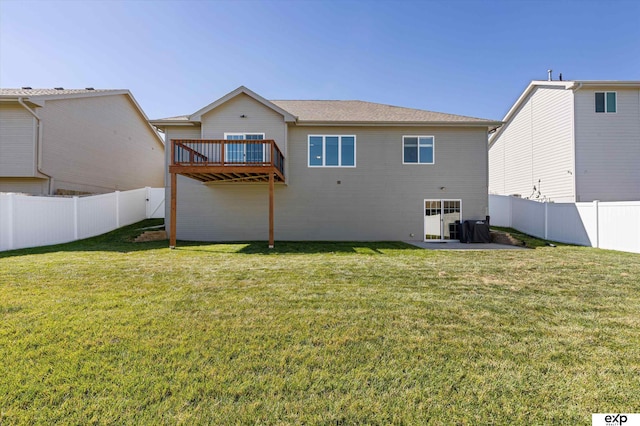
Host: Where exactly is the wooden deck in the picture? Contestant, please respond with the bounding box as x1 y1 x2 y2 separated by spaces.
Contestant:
169 139 285 183
169 139 285 248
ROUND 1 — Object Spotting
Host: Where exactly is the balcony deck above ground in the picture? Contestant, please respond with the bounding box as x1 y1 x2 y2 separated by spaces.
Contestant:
169 139 285 183
168 139 284 248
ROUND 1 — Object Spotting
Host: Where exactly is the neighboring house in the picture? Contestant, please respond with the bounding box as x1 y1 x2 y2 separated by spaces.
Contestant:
150 86 501 246
0 88 164 195
489 80 640 202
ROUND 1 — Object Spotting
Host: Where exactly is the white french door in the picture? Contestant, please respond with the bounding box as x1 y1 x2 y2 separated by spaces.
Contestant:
224 133 265 163
424 199 462 241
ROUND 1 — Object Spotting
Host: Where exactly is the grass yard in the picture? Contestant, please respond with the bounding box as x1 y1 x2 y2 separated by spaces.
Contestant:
1 220 639 424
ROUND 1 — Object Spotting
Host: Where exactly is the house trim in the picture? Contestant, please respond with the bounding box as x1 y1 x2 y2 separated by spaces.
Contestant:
295 121 501 128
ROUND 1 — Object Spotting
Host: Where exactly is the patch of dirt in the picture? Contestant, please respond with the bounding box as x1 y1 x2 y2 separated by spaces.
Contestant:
134 231 167 242
490 231 526 247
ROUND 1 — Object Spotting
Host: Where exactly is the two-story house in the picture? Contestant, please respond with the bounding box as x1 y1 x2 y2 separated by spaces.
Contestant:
150 86 501 246
0 88 164 195
489 80 640 202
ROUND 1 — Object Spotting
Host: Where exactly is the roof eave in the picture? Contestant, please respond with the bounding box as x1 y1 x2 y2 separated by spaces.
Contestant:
295 120 502 128
24 90 130 102
573 80 640 88
149 120 199 128
0 96 44 107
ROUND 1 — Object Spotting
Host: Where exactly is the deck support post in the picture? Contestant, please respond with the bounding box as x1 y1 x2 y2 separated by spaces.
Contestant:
269 170 274 249
170 172 177 249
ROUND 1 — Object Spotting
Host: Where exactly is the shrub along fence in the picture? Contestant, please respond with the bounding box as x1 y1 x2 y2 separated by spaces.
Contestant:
0 187 164 251
489 194 640 254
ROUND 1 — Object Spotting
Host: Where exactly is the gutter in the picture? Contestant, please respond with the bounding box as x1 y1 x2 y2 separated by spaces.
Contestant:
17 98 53 194
293 120 503 128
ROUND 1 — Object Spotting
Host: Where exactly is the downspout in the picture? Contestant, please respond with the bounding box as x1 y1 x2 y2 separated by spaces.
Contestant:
570 82 582 202
17 98 53 194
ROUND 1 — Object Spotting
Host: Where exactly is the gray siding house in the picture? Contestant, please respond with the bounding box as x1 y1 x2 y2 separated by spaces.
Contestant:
150 86 500 245
489 80 640 202
0 88 165 195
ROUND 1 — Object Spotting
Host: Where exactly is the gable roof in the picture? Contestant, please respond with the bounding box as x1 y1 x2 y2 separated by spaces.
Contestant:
151 86 501 128
489 79 640 145
0 88 164 147
189 86 296 122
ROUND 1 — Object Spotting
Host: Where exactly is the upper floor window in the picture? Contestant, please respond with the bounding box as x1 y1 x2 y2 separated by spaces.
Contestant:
403 136 434 164
308 135 356 167
595 92 616 113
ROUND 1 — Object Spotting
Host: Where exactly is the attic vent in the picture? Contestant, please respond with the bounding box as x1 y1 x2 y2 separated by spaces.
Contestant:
85 87 95 90
22 86 32 90
54 87 64 90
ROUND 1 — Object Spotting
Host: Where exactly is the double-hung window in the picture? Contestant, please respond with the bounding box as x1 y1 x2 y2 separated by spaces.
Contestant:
224 133 265 163
308 135 356 167
403 136 434 164
595 92 616 113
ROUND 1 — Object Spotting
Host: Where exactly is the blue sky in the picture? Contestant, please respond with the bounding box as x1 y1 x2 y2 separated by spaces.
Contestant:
1 0 638 121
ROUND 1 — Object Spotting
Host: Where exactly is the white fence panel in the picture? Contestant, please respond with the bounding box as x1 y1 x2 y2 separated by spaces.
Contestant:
598 202 640 254
146 187 165 219
576 203 598 247
546 203 592 246
511 197 545 238
77 192 118 240
14 196 75 250
0 188 165 251
119 188 147 227
489 195 640 254
488 195 511 227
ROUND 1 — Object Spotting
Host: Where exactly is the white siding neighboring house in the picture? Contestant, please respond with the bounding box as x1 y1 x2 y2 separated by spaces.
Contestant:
151 86 501 245
0 88 164 195
489 80 640 202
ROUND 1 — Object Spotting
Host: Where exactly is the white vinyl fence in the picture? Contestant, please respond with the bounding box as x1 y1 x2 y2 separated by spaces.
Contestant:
489 195 640 254
0 187 165 251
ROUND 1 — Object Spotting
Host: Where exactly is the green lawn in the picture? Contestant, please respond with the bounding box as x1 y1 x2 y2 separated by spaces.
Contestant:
1 220 639 424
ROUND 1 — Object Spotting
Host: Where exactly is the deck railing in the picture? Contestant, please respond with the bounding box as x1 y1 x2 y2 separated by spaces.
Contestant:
171 139 285 176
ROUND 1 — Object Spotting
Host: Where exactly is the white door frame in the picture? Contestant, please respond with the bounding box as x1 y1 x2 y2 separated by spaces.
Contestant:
223 132 267 163
423 199 462 242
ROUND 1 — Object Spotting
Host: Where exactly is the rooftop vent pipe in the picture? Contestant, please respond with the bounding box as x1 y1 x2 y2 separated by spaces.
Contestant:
547 69 553 81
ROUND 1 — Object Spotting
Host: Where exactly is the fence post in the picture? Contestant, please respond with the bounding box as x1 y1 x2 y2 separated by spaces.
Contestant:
9 193 15 250
73 196 79 240
1 193 15 251
593 200 599 248
544 202 549 240
145 186 151 219
115 191 120 228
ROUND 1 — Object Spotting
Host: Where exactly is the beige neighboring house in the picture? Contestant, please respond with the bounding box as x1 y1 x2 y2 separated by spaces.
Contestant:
151 86 501 246
0 88 164 195
489 80 640 202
